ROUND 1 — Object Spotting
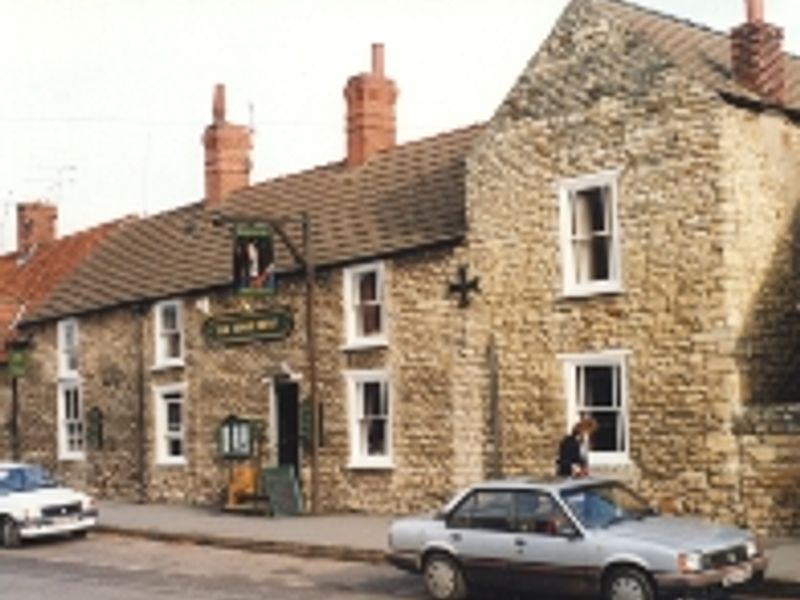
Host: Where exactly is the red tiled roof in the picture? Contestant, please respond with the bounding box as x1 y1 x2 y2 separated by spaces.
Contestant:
0 218 127 361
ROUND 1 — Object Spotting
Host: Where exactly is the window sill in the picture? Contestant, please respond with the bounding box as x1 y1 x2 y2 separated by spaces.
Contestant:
589 453 631 468
348 458 394 471
560 283 623 300
341 337 389 352
151 361 185 372
155 458 187 468
58 453 86 462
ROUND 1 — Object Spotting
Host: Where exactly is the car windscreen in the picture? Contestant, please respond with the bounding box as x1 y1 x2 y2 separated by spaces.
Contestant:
0 466 57 493
560 482 653 529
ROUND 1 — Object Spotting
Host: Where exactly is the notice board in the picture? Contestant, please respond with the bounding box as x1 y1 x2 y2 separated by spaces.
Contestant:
261 466 302 516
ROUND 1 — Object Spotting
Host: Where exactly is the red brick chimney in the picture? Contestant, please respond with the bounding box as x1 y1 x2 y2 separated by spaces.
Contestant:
17 201 57 255
202 84 252 206
344 44 398 167
731 0 785 104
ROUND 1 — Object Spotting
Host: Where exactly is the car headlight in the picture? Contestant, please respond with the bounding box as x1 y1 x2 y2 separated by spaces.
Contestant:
746 539 758 558
677 551 703 573
23 506 41 521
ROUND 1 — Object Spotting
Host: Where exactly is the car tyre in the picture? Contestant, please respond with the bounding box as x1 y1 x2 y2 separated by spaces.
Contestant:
72 529 89 539
1 517 22 549
423 552 467 600
604 567 655 600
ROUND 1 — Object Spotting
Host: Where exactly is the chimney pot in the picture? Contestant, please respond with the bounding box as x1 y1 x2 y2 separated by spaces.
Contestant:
747 0 764 23
371 43 385 77
213 84 226 124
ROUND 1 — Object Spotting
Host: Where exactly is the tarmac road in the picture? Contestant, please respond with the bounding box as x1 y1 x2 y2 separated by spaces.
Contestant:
0 533 786 600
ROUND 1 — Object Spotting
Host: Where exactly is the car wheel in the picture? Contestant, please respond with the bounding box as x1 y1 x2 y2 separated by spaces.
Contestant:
423 553 467 600
1 517 21 549
604 567 655 600
72 529 89 539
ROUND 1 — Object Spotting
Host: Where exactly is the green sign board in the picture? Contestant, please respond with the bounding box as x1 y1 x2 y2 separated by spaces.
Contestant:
202 309 293 345
8 349 26 378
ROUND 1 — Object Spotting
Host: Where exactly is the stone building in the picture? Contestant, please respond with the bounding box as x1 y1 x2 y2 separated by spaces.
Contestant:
8 0 800 533
0 203 123 459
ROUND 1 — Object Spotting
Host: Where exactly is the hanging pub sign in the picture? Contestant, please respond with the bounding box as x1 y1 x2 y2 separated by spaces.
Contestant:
233 223 276 295
202 309 293 345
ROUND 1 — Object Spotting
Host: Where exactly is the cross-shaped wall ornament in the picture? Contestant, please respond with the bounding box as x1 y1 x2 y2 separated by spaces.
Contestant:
448 264 480 308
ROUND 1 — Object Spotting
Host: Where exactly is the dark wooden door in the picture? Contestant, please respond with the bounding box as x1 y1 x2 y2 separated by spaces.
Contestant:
276 382 299 476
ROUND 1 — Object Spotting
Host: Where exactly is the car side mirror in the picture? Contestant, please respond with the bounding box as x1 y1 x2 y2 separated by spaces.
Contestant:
560 526 582 540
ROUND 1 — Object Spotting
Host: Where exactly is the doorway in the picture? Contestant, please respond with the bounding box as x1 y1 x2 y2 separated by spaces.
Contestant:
274 380 299 476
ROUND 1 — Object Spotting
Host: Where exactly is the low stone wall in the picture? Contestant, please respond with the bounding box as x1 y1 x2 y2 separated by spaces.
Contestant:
736 404 800 535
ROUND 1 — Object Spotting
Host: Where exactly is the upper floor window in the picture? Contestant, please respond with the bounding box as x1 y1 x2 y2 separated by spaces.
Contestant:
343 262 387 349
345 370 392 469
154 384 187 466
558 170 622 297
57 318 79 377
560 351 630 466
154 300 184 367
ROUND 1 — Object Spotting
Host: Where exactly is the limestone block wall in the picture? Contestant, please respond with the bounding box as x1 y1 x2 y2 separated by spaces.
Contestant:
736 404 800 534
464 0 747 524
16 245 477 514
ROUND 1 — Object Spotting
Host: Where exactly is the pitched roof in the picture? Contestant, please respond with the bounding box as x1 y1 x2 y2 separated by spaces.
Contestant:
22 1 800 324
0 219 124 359
598 0 800 111
26 124 482 323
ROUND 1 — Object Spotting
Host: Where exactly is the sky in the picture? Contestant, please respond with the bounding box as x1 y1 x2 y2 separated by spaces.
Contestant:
0 0 798 251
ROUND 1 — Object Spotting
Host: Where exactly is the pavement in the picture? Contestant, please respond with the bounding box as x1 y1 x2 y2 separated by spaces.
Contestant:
97 501 800 586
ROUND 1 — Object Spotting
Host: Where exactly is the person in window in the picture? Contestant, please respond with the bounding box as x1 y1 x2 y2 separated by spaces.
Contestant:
556 416 597 477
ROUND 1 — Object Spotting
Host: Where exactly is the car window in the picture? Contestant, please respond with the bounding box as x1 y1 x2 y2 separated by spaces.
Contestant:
561 482 651 529
0 466 56 493
514 491 574 536
448 490 514 532
0 468 24 493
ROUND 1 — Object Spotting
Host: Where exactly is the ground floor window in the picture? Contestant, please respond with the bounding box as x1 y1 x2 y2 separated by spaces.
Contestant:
58 380 84 460
560 351 630 465
345 370 392 469
154 384 187 466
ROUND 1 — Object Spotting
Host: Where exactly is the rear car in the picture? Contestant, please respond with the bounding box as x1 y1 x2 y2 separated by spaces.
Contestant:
387 478 767 600
0 462 98 548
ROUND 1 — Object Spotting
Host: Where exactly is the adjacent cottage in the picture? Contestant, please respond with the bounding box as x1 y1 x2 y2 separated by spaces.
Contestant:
7 0 800 533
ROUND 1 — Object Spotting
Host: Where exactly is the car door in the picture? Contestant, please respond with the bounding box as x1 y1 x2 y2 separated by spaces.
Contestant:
510 490 595 597
445 489 516 591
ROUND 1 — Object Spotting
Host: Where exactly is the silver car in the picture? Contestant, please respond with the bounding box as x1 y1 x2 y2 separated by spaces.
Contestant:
387 478 767 600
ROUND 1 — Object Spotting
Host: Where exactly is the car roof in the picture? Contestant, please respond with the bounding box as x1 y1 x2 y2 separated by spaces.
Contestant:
469 476 617 493
0 462 34 470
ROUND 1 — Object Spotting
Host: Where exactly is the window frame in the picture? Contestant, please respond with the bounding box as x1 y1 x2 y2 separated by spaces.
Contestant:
57 379 85 461
57 318 79 378
557 170 623 298
153 300 185 369
153 383 188 466
559 350 631 466
342 262 388 350
344 369 393 470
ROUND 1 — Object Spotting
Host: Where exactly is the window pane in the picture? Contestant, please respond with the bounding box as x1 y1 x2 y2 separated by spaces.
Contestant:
169 438 183 457
449 494 476 529
360 305 382 336
67 351 79 372
167 401 182 431
584 366 614 407
591 411 622 452
165 332 182 358
357 272 378 303
590 237 611 280
362 382 385 416
366 418 386 455
470 491 513 531
161 305 177 331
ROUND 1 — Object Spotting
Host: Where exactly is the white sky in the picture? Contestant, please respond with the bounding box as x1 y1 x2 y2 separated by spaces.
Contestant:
1 0 798 250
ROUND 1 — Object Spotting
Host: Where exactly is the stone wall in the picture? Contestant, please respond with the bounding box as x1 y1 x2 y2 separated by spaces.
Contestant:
736 404 800 534
16 245 478 514
463 0 758 526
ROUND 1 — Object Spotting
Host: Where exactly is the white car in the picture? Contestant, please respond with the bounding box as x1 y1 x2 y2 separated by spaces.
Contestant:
0 462 98 548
